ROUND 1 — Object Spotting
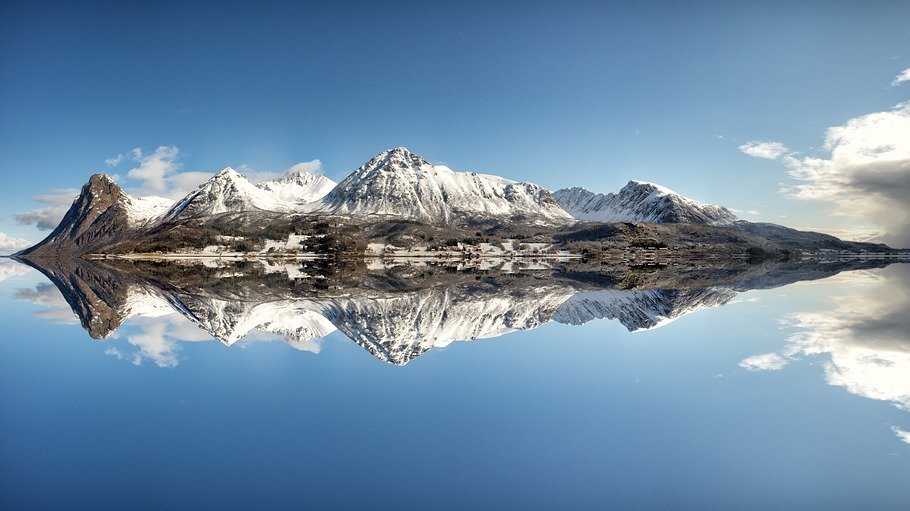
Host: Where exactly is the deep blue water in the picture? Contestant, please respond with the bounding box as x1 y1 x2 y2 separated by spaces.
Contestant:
1 259 908 510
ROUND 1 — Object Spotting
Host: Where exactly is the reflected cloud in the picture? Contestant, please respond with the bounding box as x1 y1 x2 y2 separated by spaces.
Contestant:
123 321 180 368
741 266 910 411
14 282 80 325
0 259 31 282
892 426 910 445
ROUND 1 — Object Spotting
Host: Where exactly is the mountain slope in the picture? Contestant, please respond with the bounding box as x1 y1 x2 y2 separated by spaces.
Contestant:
553 287 737 331
126 195 175 226
162 167 291 221
316 147 574 225
257 168 336 206
555 181 737 225
18 174 136 256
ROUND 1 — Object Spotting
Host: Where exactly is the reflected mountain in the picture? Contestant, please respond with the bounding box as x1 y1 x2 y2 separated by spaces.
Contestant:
11 254 906 366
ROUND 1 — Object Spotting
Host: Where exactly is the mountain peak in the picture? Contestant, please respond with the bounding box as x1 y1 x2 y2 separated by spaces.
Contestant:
555 181 737 225
318 149 573 225
625 180 674 195
362 147 430 173
88 173 117 185
213 166 241 178
17 174 132 256
257 166 337 205
388 146 412 155
162 166 290 221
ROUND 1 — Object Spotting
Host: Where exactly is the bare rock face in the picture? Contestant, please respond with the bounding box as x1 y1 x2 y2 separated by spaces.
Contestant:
17 174 134 257
15 256 134 339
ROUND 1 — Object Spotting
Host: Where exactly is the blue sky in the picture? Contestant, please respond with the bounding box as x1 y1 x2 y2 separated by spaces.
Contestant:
1 1 909 248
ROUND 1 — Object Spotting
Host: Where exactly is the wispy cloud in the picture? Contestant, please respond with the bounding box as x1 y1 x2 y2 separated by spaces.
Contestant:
127 145 182 196
739 352 789 371
0 232 32 253
286 159 323 175
14 188 81 230
0 259 31 281
739 141 791 160
893 426 910 445
105 153 124 167
892 68 910 87
123 321 181 367
731 208 761 216
13 282 79 325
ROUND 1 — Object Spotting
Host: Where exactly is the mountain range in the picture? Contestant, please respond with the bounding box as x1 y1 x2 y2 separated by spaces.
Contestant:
15 146 903 258
553 181 737 225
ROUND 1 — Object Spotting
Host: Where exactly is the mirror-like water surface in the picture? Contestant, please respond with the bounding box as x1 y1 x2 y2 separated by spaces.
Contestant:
1 257 908 510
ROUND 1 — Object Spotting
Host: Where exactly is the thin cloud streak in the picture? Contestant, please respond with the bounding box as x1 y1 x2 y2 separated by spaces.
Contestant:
892 68 910 87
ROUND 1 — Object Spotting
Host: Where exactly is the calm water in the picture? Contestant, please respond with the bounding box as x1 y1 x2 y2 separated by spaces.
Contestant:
0 258 908 510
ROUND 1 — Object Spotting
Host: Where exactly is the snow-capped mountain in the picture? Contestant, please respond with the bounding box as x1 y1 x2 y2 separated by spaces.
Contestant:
162 167 292 221
552 287 737 331
554 181 737 225
315 147 574 225
257 167 336 206
318 284 574 364
162 294 336 346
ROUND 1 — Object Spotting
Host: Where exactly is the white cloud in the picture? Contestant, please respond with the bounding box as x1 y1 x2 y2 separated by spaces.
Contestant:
742 103 910 246
739 141 791 160
892 68 910 87
159 171 213 200
0 260 30 281
104 347 125 360
739 352 789 371
892 426 910 445
14 188 80 230
124 321 180 368
127 145 182 196
105 153 124 167
740 267 910 411
781 102 910 246
13 282 79 325
287 159 323 175
0 232 32 253
731 208 761 216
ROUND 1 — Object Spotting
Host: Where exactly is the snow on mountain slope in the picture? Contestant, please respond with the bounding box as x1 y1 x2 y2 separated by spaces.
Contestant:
121 285 176 319
162 294 336 346
315 147 574 225
317 284 575 364
125 195 175 226
552 287 737 331
554 181 737 225
162 167 291 221
257 167 336 206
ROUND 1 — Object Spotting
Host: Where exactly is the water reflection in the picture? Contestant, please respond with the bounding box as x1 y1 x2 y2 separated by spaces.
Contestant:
7 255 910 451
741 265 910 413
10 255 905 368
